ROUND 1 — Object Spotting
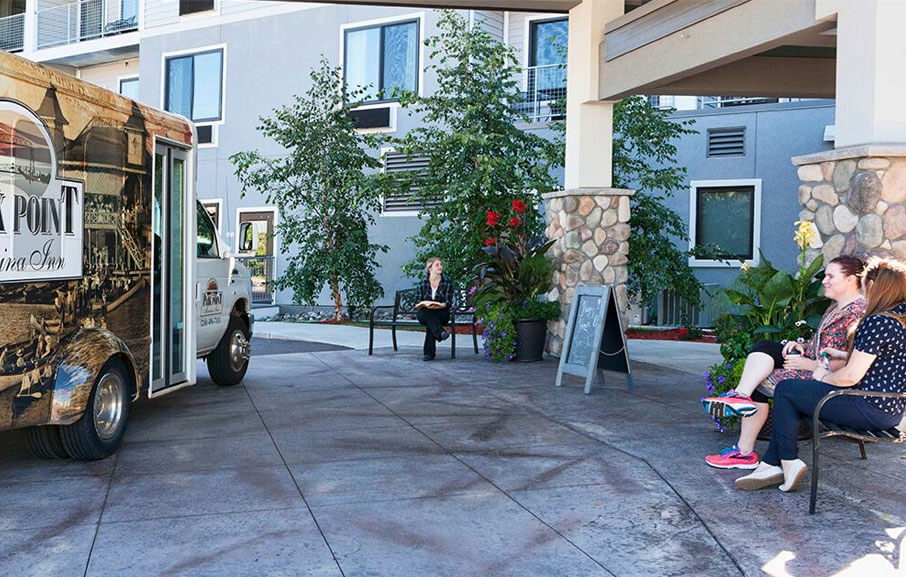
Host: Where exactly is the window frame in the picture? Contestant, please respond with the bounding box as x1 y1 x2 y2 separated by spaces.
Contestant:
340 14 424 105
161 45 227 128
688 178 762 268
523 15 568 92
378 147 436 217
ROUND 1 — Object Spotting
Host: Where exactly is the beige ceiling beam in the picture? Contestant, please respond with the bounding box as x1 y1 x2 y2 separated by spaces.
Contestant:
645 56 835 98
599 0 833 100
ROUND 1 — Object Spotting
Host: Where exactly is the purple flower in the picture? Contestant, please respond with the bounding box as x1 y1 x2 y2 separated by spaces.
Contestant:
725 365 732 370
717 376 726 385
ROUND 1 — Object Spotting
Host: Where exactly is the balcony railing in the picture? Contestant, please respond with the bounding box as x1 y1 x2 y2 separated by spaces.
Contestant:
0 13 24 52
235 255 275 304
36 0 137 50
516 64 566 123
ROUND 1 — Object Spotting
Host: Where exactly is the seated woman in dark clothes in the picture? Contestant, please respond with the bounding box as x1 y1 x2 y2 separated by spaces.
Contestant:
416 256 453 361
735 257 906 492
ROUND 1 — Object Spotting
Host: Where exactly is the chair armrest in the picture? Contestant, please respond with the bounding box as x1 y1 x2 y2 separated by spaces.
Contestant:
813 389 906 431
370 305 395 323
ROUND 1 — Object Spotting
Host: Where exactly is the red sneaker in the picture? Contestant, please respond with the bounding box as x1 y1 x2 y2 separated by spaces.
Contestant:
705 445 760 469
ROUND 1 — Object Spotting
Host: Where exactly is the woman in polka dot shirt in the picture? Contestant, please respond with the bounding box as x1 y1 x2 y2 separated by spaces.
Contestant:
735 257 906 493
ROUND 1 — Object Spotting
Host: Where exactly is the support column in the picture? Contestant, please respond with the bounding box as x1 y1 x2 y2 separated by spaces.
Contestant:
564 0 623 189
816 0 906 147
543 188 633 356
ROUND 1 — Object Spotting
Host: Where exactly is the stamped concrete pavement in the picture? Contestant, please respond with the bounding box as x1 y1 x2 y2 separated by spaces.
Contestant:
1 330 904 577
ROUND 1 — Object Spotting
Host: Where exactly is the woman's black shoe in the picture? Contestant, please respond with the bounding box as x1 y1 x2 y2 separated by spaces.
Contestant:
437 329 450 342
423 354 435 361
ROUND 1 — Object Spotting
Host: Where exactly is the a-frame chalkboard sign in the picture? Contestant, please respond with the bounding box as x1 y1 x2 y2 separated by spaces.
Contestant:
554 285 632 394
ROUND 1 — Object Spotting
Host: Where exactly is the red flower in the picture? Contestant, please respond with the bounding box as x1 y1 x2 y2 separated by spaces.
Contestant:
485 238 496 246
512 199 527 214
509 217 520 227
678 328 689 336
486 210 500 227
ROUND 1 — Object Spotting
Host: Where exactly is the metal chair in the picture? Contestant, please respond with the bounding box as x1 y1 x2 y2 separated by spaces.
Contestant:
810 389 906 513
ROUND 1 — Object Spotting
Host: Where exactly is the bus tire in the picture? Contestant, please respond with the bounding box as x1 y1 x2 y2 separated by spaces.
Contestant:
24 426 68 459
60 358 130 460
206 316 250 386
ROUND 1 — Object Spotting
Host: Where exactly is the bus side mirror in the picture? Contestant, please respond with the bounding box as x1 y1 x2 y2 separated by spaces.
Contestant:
238 222 254 252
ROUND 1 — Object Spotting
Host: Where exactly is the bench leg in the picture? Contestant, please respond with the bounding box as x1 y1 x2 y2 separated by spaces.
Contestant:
451 327 456 359
858 440 867 460
472 324 479 354
369 322 374 355
392 326 398 351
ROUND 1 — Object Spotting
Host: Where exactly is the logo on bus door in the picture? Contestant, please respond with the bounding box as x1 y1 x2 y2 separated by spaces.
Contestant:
0 100 83 282
201 277 223 323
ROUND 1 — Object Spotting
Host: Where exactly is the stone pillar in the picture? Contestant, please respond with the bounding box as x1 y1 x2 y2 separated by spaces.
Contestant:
792 146 906 261
564 0 624 189
543 188 633 356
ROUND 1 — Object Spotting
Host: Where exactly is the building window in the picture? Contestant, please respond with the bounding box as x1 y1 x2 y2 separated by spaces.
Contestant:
528 17 567 91
119 76 139 100
180 0 214 16
164 48 224 123
344 20 418 102
689 179 761 267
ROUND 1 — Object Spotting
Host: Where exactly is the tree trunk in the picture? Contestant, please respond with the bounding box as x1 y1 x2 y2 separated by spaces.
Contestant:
331 273 343 321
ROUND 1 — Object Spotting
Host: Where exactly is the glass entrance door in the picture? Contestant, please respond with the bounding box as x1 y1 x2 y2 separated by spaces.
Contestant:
151 144 189 394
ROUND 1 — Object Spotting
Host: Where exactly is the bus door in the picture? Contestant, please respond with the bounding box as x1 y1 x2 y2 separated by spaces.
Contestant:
151 143 193 395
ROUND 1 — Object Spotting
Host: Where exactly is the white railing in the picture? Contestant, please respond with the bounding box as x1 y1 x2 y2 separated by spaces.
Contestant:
36 0 137 50
517 63 567 123
0 13 24 52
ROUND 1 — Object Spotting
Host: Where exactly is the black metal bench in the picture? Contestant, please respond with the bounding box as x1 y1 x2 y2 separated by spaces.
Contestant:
810 389 906 513
368 288 479 358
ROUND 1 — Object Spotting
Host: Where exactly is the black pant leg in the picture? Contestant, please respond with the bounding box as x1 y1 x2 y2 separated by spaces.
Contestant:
417 309 450 356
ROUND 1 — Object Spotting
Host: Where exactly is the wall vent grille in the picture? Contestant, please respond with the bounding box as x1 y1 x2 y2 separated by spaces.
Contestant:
382 152 439 213
707 127 745 157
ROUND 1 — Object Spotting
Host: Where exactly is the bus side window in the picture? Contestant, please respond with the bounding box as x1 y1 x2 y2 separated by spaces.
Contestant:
196 202 219 258
238 222 254 253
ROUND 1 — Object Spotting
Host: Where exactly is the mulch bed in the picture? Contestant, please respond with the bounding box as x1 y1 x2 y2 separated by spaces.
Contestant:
626 328 716 343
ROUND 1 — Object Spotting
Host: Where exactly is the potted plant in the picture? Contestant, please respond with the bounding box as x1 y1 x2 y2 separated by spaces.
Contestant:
474 199 560 362
704 220 828 432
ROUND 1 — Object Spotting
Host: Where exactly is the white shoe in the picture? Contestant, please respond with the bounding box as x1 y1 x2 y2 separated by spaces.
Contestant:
735 462 784 491
779 459 808 492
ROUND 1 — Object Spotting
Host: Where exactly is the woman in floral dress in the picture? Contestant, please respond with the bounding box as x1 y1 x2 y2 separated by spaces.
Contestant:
700 255 866 469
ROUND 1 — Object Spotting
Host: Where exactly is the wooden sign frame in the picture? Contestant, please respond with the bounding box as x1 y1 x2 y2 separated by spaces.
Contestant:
554 284 633 394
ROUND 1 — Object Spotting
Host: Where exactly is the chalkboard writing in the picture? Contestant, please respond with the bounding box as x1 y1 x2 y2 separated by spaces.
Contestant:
555 285 632 394
565 294 601 367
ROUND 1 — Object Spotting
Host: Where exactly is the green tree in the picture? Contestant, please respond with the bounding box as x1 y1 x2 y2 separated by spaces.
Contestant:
612 96 701 309
230 59 388 320
388 10 563 284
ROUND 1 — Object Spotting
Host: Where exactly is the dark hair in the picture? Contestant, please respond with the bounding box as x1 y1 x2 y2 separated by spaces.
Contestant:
828 254 865 287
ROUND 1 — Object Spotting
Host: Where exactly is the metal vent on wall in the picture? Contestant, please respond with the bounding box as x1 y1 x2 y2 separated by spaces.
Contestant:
349 106 392 130
382 152 439 213
196 124 214 145
707 127 745 157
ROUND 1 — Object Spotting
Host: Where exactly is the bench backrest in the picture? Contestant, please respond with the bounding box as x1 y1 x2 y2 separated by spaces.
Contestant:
393 287 473 315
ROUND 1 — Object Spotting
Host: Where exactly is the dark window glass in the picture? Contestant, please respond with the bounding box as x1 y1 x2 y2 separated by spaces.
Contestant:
695 186 755 260
164 49 223 122
344 20 418 102
180 0 214 16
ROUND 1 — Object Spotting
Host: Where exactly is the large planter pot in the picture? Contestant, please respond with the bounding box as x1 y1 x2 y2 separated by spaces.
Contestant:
514 318 547 362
